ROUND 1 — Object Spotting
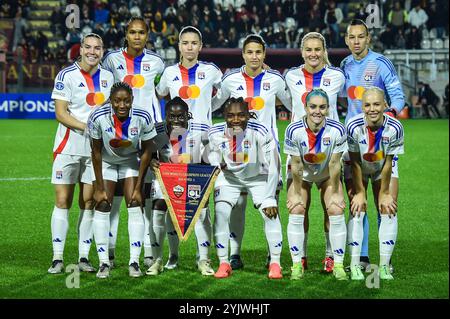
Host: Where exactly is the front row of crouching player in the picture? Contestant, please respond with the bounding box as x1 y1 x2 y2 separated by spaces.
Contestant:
50 82 403 281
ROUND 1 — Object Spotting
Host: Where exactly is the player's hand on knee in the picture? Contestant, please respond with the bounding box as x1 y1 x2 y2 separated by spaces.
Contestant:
95 199 111 212
263 206 279 219
94 190 109 210
350 192 367 217
150 159 160 171
286 199 305 215
129 189 143 208
378 192 397 217
327 193 345 215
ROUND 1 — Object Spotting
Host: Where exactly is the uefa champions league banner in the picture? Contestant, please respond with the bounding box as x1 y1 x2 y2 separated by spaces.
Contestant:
0 93 55 119
156 163 220 241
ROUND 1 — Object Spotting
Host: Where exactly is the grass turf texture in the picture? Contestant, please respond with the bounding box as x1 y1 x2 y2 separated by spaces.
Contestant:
0 119 448 299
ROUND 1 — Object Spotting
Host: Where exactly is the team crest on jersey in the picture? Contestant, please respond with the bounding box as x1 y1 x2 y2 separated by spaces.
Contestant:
55 82 64 90
323 137 331 145
382 137 390 144
188 139 195 147
364 72 375 81
173 185 185 198
130 127 138 136
263 82 270 90
323 78 331 86
198 72 205 80
214 188 220 197
56 171 63 179
188 184 201 200
243 140 251 149
101 80 107 88
143 63 151 71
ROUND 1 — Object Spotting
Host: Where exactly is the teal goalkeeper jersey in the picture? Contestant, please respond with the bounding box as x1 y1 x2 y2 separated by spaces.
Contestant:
340 49 405 124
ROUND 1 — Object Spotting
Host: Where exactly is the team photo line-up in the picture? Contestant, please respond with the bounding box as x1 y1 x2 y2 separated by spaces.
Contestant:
48 16 404 281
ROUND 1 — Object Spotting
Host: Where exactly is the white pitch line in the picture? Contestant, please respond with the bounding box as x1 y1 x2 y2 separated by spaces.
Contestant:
0 177 50 181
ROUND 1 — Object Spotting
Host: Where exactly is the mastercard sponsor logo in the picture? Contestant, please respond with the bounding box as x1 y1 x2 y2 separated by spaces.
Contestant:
86 92 105 106
179 85 200 99
109 139 132 148
123 74 145 88
244 96 265 111
347 86 365 100
303 152 326 164
363 150 384 162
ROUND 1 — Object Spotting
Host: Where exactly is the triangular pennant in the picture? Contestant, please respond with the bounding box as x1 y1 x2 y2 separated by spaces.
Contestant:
155 163 220 241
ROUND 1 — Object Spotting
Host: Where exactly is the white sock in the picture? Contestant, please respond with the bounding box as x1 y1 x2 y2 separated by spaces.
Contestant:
324 232 332 257
51 207 69 261
166 212 179 257
108 195 122 258
93 211 110 265
78 209 94 260
287 214 304 263
260 208 283 265
303 232 308 258
214 201 232 263
347 212 365 267
152 209 166 259
195 207 212 261
229 194 247 256
329 215 347 264
128 206 144 265
143 199 155 259
379 214 398 266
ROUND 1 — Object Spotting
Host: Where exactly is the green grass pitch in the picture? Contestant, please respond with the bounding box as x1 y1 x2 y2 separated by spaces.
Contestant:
0 119 448 299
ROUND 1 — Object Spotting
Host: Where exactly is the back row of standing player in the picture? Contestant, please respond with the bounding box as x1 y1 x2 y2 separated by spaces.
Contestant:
48 17 404 281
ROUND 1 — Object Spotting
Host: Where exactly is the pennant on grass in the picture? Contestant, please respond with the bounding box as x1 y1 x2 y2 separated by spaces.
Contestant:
155 163 220 241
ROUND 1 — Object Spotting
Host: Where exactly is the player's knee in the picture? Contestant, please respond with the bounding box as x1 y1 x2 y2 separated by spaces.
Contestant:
84 199 95 210
327 207 344 216
96 200 111 212
128 199 140 208
153 199 167 211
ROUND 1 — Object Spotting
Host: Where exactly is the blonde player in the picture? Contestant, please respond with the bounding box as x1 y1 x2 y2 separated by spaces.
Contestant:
101 17 165 269
209 97 283 280
146 97 214 276
87 82 156 278
284 89 348 281
284 32 346 273
212 34 291 270
48 33 114 274
155 26 223 269
346 87 404 280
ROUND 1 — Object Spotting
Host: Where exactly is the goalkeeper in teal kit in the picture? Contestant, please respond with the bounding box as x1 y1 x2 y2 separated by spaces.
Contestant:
340 19 405 274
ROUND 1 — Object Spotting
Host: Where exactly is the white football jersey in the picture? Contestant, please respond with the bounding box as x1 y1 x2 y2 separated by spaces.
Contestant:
208 119 279 193
87 104 157 165
156 61 223 125
284 118 347 182
212 66 292 142
285 64 346 122
346 113 404 175
102 48 165 122
153 121 210 164
51 62 114 157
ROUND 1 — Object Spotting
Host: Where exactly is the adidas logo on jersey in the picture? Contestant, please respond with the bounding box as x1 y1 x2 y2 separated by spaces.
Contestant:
296 80 303 85
79 83 85 87
105 127 113 133
300 141 307 147
173 76 180 81
117 65 124 70
359 139 367 144
237 85 244 91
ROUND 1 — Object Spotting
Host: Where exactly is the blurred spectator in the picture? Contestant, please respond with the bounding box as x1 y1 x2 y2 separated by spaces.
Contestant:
12 7 28 52
151 11 167 43
56 44 67 65
42 48 54 63
272 5 285 23
29 43 38 63
336 0 349 19
295 0 311 29
353 3 368 21
379 24 395 49
103 26 123 49
200 14 215 34
418 81 441 118
406 26 421 49
14 39 28 62
36 31 48 57
273 24 287 48
93 23 105 38
215 28 228 48
65 28 81 51
309 4 325 33
164 5 178 26
163 23 179 47
94 2 109 24
50 6 65 37
408 3 428 30
227 27 238 48
388 1 408 33
129 1 141 17
426 0 448 39
260 4 272 28
396 29 407 49
0 2 11 18
324 1 343 47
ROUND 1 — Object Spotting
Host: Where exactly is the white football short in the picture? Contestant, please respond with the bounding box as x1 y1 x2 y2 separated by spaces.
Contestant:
101 159 139 182
51 154 93 185
214 172 272 207
342 151 399 182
